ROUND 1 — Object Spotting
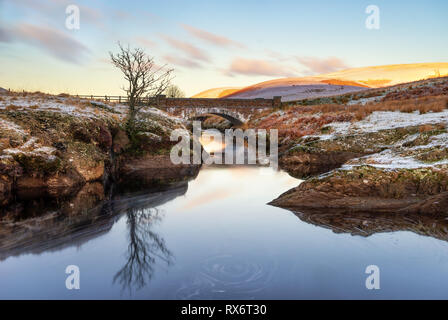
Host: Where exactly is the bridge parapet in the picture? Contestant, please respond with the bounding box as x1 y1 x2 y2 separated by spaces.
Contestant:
157 95 279 109
273 96 282 108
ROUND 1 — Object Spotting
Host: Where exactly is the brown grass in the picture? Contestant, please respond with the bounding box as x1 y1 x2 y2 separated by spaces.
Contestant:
295 95 448 120
418 123 446 133
251 95 448 142
5 104 21 111
419 124 435 133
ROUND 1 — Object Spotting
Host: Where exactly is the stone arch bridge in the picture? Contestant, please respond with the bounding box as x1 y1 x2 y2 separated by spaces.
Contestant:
78 94 282 125
156 95 282 125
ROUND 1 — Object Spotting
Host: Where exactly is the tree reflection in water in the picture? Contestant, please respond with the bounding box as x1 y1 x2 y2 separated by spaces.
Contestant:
113 206 173 293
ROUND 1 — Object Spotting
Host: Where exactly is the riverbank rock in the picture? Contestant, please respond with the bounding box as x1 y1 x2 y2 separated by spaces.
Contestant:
118 154 200 189
279 125 428 178
279 151 364 178
112 128 130 154
270 102 448 216
270 165 448 215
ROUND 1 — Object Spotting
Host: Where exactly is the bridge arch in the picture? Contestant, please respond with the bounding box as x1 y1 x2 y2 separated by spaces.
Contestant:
166 107 248 125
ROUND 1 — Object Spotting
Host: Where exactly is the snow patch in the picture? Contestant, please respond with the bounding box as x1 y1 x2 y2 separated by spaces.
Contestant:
0 118 28 137
343 149 448 170
307 110 448 141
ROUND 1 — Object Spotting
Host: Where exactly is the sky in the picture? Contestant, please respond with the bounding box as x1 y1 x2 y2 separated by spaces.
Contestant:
0 0 447 96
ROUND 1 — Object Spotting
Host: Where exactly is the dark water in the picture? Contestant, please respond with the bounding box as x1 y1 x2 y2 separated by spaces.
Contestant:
1 165 448 299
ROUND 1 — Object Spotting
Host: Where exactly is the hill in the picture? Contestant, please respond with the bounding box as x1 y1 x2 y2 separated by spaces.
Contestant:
195 62 448 102
191 87 242 98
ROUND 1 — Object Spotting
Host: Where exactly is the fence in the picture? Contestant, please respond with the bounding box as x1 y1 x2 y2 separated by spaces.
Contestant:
76 95 158 104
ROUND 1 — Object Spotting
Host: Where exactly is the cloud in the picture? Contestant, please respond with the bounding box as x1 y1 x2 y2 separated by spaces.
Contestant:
11 0 104 29
55 0 103 26
180 188 237 210
2 23 90 64
143 11 162 23
181 24 244 49
226 58 295 77
297 56 349 74
136 36 157 48
163 55 202 69
0 26 12 42
162 35 210 62
112 10 133 20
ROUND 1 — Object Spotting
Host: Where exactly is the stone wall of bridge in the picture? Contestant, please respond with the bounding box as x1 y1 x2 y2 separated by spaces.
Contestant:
156 95 281 109
154 95 281 124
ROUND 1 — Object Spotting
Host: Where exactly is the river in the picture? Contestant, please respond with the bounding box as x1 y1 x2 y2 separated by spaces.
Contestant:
1 133 448 299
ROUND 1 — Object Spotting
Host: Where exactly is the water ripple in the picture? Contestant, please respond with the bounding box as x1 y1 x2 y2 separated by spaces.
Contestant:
175 254 277 299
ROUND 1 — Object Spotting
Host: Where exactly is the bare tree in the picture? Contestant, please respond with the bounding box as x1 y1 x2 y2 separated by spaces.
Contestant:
165 84 185 98
110 43 173 132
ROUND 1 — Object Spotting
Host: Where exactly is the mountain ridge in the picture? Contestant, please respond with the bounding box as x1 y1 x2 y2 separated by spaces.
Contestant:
193 62 448 102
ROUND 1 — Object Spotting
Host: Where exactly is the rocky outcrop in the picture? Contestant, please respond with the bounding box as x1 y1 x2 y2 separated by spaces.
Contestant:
0 95 199 205
0 160 20 206
279 151 363 178
278 126 425 178
270 166 448 215
112 128 130 153
118 154 200 189
271 111 448 216
16 169 84 199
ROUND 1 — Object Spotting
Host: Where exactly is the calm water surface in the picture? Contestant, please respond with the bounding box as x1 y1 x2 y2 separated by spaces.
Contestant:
1 164 448 299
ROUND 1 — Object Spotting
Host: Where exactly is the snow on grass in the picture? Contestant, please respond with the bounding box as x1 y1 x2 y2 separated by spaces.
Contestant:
0 93 185 127
3 135 57 161
347 95 383 105
410 132 448 150
0 117 28 138
343 149 448 170
306 109 448 141
351 110 448 132
303 110 448 171
1 96 124 120
337 130 448 170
